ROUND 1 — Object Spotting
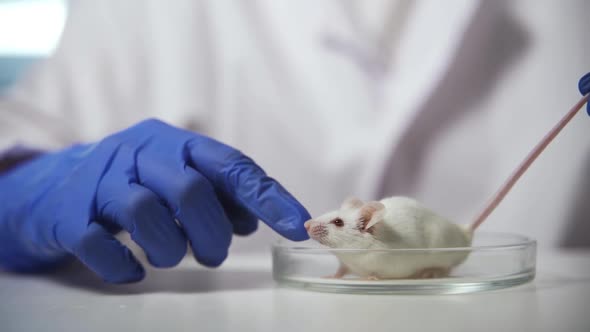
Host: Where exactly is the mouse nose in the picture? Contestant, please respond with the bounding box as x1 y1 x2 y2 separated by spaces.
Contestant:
304 220 312 231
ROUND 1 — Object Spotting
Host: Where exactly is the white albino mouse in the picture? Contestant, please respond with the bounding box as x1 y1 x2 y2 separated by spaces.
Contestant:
304 196 473 279
303 93 589 280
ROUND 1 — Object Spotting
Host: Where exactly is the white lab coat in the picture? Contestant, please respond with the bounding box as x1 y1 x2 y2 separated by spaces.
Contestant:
0 0 589 252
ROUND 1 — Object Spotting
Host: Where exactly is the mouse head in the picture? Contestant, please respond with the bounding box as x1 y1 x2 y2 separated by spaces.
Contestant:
304 197 385 248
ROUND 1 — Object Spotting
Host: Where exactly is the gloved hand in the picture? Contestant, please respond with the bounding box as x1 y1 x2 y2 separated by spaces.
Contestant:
0 119 310 283
579 72 590 114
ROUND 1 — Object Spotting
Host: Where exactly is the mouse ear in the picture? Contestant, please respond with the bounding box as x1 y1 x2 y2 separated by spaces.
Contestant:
359 201 385 230
341 197 364 210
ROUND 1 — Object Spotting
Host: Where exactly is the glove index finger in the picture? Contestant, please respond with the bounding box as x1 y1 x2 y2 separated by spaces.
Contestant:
186 137 311 241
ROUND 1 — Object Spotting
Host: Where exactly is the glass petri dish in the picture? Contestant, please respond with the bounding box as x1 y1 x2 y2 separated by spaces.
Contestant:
272 232 536 295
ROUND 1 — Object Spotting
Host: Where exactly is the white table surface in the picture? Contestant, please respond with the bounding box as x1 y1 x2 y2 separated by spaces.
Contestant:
1 249 590 332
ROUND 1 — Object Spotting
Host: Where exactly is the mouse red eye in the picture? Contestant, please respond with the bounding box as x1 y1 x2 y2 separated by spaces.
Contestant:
331 218 344 227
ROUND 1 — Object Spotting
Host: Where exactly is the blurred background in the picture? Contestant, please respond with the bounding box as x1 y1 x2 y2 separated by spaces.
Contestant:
0 0 588 253
0 0 66 91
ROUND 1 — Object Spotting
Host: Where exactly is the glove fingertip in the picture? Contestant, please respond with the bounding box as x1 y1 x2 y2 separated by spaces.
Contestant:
272 209 311 242
72 223 146 284
281 228 310 242
579 72 590 95
233 220 258 236
104 264 146 284
194 249 229 268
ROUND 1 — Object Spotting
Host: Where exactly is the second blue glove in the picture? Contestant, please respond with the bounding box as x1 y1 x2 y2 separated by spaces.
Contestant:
579 72 590 114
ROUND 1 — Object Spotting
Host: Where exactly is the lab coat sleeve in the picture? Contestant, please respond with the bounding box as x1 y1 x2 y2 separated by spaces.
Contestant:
0 0 218 154
0 80 80 152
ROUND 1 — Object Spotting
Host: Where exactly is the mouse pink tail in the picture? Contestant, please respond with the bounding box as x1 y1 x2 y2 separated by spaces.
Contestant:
470 93 589 231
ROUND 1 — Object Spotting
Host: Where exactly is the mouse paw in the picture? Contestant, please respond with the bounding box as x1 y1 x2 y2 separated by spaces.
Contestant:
410 267 450 279
363 274 380 281
322 264 349 279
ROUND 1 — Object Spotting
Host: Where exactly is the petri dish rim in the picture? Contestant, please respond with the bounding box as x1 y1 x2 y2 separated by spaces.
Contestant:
272 231 536 254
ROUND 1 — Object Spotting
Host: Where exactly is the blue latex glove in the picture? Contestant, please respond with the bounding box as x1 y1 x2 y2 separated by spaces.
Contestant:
0 119 310 283
579 72 590 115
